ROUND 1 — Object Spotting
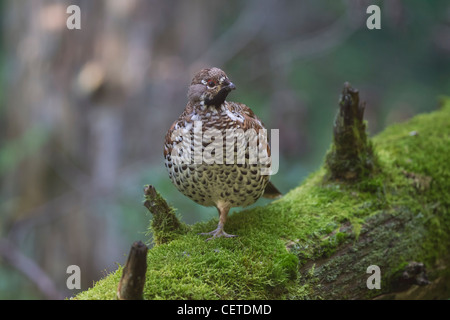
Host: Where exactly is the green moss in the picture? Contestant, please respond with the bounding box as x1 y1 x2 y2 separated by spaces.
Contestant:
143 185 190 245
76 98 450 300
147 208 188 245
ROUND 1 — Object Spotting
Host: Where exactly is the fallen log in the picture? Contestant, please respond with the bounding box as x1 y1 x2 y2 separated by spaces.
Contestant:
76 89 450 300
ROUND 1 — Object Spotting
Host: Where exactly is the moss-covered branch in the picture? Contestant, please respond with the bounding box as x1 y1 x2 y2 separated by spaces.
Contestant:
76 98 450 300
143 185 189 245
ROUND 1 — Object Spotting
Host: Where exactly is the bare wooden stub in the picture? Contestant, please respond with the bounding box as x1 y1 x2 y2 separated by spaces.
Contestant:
117 241 148 300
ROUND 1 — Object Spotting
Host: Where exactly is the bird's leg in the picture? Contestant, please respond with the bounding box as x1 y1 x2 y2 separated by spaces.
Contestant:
199 203 237 240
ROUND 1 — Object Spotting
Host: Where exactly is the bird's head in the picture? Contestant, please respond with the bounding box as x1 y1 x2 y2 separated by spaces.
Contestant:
187 67 236 106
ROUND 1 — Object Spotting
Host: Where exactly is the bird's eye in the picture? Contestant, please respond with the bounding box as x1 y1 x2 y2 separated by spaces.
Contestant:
207 80 216 88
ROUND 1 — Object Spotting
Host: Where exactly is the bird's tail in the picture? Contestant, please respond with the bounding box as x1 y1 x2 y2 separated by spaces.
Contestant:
262 181 282 199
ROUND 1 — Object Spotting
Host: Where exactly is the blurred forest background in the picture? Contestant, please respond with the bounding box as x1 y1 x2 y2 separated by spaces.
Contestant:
0 0 449 299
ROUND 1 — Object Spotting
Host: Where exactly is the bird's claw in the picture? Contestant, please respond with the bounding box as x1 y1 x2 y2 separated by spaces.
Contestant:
198 229 237 241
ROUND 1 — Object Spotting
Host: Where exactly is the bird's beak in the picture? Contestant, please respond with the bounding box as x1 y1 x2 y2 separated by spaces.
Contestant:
224 82 236 91
206 81 236 106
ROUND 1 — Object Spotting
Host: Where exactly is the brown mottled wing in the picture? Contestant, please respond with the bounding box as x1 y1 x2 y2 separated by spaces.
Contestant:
164 120 176 158
231 102 282 199
163 105 193 159
232 102 264 130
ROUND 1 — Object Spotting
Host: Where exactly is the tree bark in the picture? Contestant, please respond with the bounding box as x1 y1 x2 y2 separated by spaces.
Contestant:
117 241 148 300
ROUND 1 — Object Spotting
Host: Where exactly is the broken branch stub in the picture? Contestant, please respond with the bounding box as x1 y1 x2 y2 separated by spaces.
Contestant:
117 241 148 300
325 82 377 181
143 185 187 245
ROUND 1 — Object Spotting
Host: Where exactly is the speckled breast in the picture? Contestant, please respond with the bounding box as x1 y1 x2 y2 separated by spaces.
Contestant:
164 103 270 208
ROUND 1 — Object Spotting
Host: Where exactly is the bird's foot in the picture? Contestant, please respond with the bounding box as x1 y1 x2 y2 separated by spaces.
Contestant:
198 228 237 241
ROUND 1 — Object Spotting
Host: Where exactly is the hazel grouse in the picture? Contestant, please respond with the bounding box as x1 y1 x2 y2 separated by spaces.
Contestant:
164 67 281 240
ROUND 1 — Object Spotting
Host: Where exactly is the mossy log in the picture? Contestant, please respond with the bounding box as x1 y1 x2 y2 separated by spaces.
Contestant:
76 97 450 300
